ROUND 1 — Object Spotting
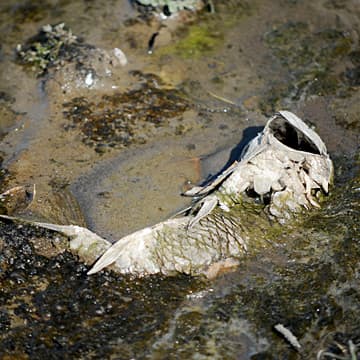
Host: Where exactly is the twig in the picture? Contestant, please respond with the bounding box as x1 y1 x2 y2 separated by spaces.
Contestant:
274 323 301 351
207 91 236 105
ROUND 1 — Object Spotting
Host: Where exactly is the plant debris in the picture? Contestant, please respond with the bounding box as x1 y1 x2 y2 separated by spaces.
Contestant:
274 323 301 351
16 23 80 76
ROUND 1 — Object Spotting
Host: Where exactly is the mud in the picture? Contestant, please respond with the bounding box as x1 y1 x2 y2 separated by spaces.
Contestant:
0 0 359 358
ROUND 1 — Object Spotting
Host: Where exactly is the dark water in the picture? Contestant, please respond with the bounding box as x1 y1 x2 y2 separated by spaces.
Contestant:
0 0 359 358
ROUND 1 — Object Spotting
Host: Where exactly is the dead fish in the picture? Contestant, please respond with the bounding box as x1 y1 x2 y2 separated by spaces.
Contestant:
0 111 332 278
86 111 333 276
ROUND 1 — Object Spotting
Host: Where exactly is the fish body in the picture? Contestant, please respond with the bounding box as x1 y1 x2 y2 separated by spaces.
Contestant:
87 111 333 276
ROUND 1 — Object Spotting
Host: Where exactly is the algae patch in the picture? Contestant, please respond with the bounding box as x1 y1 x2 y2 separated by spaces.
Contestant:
161 24 223 58
63 72 190 152
156 1 251 59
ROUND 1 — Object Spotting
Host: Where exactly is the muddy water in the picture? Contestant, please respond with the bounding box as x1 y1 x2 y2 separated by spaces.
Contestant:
0 0 359 358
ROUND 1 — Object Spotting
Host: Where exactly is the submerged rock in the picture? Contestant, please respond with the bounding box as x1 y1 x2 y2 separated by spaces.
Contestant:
16 23 78 76
16 23 126 90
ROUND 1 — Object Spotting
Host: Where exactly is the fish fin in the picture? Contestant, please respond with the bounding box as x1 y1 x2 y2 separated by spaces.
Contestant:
183 161 238 197
87 229 152 275
188 196 218 229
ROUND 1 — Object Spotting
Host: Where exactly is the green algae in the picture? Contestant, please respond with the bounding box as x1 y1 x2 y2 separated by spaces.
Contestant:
151 187 308 277
156 1 252 59
165 24 223 58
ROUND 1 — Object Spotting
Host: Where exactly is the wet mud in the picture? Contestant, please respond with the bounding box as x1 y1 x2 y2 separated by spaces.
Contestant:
0 0 359 358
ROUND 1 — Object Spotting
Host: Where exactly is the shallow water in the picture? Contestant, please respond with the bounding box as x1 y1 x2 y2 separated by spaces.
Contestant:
0 0 359 358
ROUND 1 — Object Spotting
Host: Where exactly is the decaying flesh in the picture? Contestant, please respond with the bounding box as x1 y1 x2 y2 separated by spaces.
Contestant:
1 111 333 277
